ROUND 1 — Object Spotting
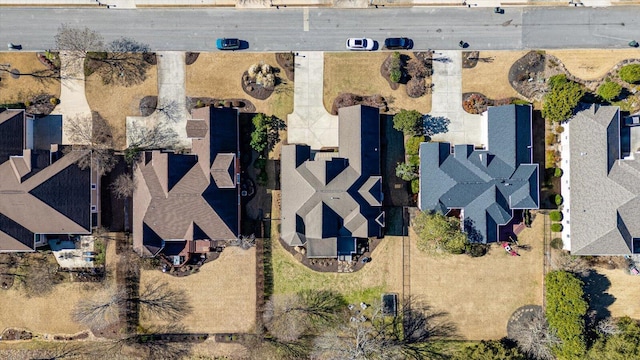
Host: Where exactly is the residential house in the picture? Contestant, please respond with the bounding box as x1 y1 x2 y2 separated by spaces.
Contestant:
133 107 240 266
0 108 98 252
281 105 384 259
561 105 640 255
419 105 539 243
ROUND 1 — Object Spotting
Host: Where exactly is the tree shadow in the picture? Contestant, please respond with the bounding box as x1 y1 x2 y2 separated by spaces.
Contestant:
581 271 615 321
432 56 451 63
422 115 450 138
463 218 484 244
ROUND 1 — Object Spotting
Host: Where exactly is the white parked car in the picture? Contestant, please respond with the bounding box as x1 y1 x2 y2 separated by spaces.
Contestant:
346 38 374 51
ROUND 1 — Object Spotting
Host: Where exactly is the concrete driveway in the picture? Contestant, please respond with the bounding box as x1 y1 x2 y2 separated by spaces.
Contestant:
428 50 483 147
126 51 190 148
54 51 92 145
287 51 338 150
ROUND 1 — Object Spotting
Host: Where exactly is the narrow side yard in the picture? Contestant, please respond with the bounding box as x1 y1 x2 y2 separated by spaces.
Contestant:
186 53 293 120
461 50 527 100
0 53 61 103
84 65 158 149
410 216 544 340
139 246 257 334
323 52 431 115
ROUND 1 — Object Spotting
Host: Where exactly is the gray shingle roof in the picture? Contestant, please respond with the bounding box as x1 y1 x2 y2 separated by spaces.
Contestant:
567 105 640 255
419 105 539 244
281 105 383 258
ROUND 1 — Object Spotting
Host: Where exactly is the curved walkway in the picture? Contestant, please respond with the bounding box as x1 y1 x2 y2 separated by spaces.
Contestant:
287 51 338 150
428 50 483 147
55 51 92 145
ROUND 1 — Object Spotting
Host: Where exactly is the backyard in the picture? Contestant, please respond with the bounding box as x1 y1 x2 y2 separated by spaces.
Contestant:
323 52 432 115
0 53 61 104
139 246 257 334
185 53 293 120
409 215 545 340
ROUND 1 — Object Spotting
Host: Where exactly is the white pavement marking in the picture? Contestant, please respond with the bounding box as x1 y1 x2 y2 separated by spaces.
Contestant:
303 8 309 32
127 52 190 148
287 51 338 149
428 50 483 146
54 51 92 145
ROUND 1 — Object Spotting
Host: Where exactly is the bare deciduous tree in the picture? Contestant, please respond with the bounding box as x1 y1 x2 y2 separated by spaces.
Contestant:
20 260 60 298
111 173 136 199
65 112 118 176
103 324 192 360
54 24 104 58
551 251 591 277
72 287 126 330
596 317 621 336
127 121 179 150
138 282 192 322
91 51 149 87
107 37 150 53
508 308 558 360
140 100 183 123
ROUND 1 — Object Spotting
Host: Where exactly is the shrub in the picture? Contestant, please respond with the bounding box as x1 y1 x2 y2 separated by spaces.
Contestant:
405 135 426 155
407 57 428 78
256 171 268 186
549 210 563 222
49 97 59 105
556 125 564 133
395 162 418 181
548 74 568 89
466 243 489 258
253 157 267 171
597 80 622 101
545 133 557 146
542 78 584 123
413 211 468 254
551 223 563 232
550 238 564 250
554 167 563 177
408 155 420 167
389 51 402 83
406 77 427 98
390 69 402 83
411 178 420 194
511 98 530 105
546 150 557 168
393 109 423 136
24 100 32 107
619 64 640 84
463 93 489 114
555 194 564 206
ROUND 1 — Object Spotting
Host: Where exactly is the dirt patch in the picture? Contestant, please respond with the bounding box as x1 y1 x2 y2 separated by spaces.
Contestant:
0 328 32 340
85 64 158 150
410 216 544 340
462 50 529 100
185 52 199 66
331 93 388 115
275 52 295 81
139 246 256 334
462 92 523 114
186 53 293 120
0 53 61 104
508 51 547 101
186 97 256 113
324 52 431 115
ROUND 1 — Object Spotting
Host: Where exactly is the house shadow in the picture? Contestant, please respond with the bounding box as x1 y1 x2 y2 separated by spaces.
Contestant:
581 271 615 321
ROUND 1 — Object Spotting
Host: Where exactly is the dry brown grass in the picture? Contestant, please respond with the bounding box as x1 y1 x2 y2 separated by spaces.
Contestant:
548 49 640 81
139 246 256 334
0 53 61 103
409 216 545 340
84 66 158 150
186 53 294 120
592 268 640 319
323 52 432 114
462 51 528 100
0 241 117 335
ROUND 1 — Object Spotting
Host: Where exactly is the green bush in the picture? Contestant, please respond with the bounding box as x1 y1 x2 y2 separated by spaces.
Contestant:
556 125 565 133
411 178 420 194
408 155 420 167
405 135 425 155
542 78 584 123
548 74 568 89
511 99 530 105
466 243 489 258
389 51 402 83
393 109 423 136
619 64 640 84
253 157 267 171
554 167 563 177
555 194 564 206
551 223 563 232
597 80 623 101
390 69 402 83
49 97 59 105
549 210 563 222
550 238 564 250
395 162 418 181
94 240 106 266
256 171 268 186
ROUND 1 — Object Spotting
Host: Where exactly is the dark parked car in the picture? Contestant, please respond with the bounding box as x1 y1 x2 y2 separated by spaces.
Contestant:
7 43 22 50
384 37 411 50
216 38 240 50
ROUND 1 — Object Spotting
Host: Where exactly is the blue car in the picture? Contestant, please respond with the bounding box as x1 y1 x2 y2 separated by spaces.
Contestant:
384 37 411 50
216 38 240 50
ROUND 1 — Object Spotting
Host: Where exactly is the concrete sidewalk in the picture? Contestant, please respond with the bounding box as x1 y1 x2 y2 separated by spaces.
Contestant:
287 51 338 149
54 51 92 145
428 50 482 146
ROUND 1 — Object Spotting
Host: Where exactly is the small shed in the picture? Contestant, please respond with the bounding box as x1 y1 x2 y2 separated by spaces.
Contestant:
381 293 398 317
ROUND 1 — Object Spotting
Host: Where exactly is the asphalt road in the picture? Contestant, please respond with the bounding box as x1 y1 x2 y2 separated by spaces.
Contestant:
0 7 638 51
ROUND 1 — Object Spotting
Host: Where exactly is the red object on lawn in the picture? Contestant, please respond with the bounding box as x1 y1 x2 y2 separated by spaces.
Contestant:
502 242 519 256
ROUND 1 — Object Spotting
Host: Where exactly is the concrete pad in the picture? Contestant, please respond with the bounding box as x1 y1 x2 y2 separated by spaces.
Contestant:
428 50 483 146
54 51 92 146
287 51 338 149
